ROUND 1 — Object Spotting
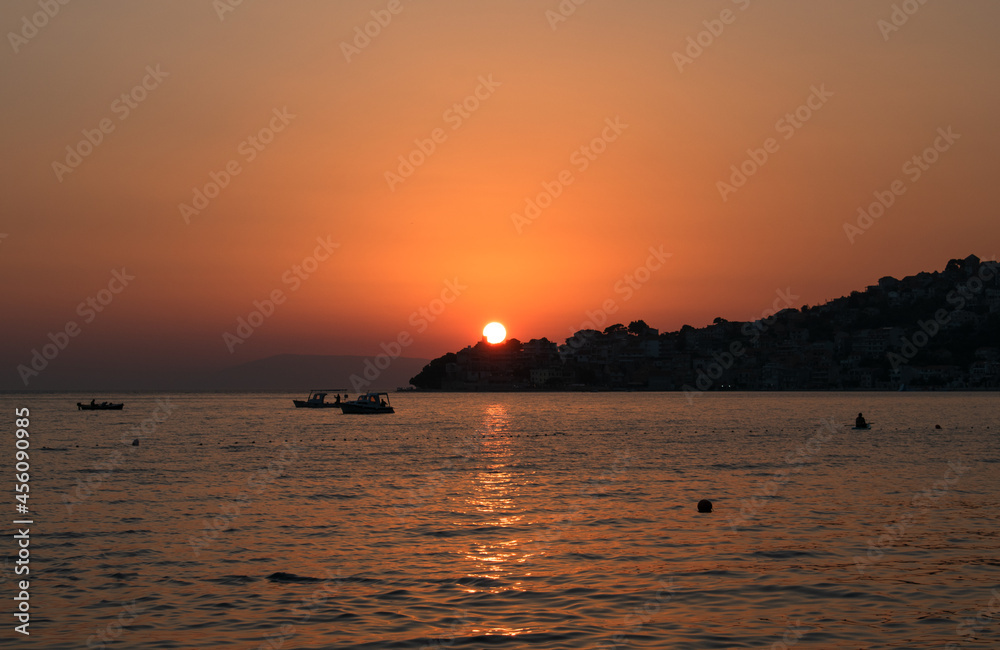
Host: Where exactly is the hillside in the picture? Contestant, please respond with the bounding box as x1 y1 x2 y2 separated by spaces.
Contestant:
411 255 999 391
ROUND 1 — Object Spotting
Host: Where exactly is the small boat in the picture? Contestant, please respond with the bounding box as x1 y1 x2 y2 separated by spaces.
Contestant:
293 389 346 409
78 401 124 410
851 425 871 430
340 391 394 414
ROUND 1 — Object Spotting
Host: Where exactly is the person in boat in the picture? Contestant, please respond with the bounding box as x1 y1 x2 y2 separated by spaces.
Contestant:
855 412 867 428
91 399 96 406
380 399 387 407
334 394 340 404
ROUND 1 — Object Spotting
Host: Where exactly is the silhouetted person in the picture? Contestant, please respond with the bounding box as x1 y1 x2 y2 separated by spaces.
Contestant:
90 399 96 406
856 412 867 428
334 394 340 404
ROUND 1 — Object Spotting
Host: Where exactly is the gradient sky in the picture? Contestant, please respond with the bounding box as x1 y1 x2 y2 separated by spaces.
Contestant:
2 0 998 385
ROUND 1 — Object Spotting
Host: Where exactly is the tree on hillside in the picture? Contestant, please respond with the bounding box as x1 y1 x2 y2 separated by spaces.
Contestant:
628 320 650 335
409 352 457 389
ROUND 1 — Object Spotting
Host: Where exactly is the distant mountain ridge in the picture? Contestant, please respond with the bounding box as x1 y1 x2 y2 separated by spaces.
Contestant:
2 354 430 392
201 353 429 392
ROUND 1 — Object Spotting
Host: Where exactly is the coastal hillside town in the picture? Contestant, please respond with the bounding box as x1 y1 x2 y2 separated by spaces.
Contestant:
411 256 1000 391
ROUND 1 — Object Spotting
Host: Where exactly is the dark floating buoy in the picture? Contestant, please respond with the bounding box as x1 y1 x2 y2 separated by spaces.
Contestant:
132 439 139 446
697 499 713 513
935 424 942 429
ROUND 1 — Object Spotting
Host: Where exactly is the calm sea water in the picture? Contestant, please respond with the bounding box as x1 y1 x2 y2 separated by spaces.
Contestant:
2 392 998 649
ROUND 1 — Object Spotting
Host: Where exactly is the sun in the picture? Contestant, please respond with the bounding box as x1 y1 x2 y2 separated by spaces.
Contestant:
483 322 507 344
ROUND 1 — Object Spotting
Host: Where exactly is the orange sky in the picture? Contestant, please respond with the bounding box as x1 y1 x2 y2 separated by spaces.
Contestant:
1 0 998 385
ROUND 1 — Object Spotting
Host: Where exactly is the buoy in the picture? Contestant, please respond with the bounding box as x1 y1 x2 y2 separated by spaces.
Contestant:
697 499 713 513
131 439 139 446
935 424 942 429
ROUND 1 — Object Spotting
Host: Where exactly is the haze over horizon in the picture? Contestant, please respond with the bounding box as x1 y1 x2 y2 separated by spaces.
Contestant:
2 0 998 389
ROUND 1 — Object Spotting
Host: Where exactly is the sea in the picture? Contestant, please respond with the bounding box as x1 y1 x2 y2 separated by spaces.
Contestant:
2 392 998 649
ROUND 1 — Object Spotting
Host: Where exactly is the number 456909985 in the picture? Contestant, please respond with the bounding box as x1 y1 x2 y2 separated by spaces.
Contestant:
15 408 30 510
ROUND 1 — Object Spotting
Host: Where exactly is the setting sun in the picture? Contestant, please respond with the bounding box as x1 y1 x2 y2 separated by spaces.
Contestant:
483 322 507 344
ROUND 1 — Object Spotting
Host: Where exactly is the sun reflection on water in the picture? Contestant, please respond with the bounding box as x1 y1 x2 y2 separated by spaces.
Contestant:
458 402 536 609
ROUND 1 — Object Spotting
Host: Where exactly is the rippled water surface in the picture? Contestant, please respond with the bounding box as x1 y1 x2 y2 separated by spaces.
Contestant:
4 392 999 648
